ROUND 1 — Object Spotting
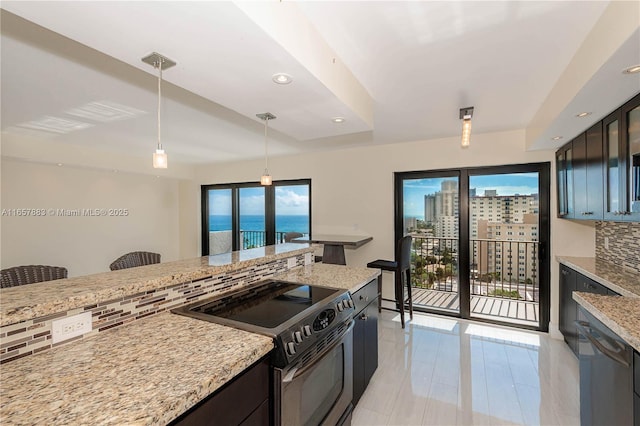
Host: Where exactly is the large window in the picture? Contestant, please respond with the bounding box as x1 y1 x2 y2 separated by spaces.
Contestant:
202 179 311 255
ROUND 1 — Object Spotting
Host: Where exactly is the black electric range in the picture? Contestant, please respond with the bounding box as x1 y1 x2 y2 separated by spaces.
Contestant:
172 279 355 367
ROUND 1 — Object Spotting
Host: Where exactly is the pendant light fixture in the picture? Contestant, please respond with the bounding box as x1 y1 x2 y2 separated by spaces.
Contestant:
256 112 276 185
459 106 474 148
142 52 176 169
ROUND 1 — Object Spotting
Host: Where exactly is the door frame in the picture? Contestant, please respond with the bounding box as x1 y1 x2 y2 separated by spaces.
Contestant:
394 162 551 332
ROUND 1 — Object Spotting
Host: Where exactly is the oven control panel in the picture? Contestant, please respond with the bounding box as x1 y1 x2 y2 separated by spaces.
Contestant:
277 293 355 364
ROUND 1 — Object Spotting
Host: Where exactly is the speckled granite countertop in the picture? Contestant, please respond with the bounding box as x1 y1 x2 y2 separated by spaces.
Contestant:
0 312 274 425
573 292 640 352
556 256 640 297
274 263 380 292
0 244 312 326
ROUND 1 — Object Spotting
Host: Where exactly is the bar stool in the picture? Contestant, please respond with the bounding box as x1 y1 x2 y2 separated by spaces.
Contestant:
367 235 413 328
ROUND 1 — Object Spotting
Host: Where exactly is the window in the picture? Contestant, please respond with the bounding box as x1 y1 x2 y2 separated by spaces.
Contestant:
202 179 311 255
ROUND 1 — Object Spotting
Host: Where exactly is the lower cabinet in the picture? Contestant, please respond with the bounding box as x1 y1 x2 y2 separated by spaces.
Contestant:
559 264 620 357
635 351 640 426
170 357 270 426
352 279 380 406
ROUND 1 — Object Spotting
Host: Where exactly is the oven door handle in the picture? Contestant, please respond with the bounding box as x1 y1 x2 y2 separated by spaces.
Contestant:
283 320 354 384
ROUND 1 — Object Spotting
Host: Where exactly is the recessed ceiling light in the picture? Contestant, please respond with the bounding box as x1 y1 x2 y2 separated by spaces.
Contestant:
576 112 592 118
622 65 640 74
332 117 345 124
272 73 292 85
552 136 563 141
57 163 63 167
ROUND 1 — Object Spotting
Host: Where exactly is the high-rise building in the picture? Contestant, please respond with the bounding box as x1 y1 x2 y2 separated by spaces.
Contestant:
469 193 539 239
433 180 459 238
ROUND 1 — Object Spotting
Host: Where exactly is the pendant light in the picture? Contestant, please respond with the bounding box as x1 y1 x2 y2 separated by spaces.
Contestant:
142 52 176 169
256 112 276 185
459 106 474 148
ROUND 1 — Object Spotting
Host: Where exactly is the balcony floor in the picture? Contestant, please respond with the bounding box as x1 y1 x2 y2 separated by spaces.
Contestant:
411 288 539 327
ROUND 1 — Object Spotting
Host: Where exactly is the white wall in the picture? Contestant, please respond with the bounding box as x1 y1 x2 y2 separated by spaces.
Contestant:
192 129 596 335
1 159 182 277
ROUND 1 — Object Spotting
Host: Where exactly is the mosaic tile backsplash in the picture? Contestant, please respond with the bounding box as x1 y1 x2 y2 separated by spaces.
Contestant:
0 253 308 364
595 221 640 274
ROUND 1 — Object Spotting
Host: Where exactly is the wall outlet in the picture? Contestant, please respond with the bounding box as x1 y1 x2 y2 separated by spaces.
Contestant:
304 253 312 265
52 312 92 344
604 236 609 250
287 257 297 269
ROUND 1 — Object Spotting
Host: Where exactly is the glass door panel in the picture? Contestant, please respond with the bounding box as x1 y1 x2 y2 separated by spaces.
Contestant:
627 106 640 214
606 119 620 215
275 184 310 244
403 176 460 314
207 189 232 255
239 187 265 249
468 172 540 328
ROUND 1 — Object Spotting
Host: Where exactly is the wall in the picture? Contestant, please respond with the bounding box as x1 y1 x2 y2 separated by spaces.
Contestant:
1 159 182 277
192 129 596 335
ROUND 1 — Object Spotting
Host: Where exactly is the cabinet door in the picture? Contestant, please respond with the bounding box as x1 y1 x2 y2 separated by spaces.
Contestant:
577 274 608 295
556 143 575 218
559 265 577 355
622 94 640 221
586 122 605 219
557 149 568 218
573 133 589 218
604 110 623 220
352 310 365 406
362 301 379 389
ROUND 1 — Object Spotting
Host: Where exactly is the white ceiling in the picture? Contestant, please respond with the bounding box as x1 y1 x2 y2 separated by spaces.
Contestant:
1 1 638 168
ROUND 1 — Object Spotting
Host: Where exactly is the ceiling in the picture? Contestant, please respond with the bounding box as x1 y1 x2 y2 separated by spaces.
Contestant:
1 1 638 168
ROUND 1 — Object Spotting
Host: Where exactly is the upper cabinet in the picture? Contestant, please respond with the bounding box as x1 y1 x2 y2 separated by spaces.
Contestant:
604 93 640 221
557 92 640 222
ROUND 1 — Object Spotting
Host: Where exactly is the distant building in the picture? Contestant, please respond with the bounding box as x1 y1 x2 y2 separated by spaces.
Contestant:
424 194 436 224
405 216 418 231
470 193 539 239
433 180 459 238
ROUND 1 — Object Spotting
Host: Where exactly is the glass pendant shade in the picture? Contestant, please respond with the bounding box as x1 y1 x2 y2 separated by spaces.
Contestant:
261 172 272 186
461 118 472 148
153 148 168 169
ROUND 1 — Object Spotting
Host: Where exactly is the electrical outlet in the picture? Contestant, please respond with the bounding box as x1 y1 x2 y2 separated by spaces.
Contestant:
52 312 92 344
287 257 297 269
304 253 312 265
604 236 610 250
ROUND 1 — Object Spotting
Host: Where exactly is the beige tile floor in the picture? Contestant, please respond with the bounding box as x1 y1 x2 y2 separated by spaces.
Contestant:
352 311 580 426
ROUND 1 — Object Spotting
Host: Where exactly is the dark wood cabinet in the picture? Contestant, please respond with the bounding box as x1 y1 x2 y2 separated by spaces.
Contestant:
352 279 379 406
558 264 620 357
573 124 604 219
557 92 640 222
170 357 270 426
559 264 578 354
635 351 640 426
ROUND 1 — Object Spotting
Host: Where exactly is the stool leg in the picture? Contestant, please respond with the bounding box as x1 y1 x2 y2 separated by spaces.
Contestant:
396 270 405 329
406 269 413 320
377 275 382 313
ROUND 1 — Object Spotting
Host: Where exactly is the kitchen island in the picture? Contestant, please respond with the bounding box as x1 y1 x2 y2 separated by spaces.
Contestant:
0 260 380 425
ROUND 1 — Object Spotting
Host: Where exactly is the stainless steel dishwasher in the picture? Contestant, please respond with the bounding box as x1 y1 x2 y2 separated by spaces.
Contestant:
576 306 633 426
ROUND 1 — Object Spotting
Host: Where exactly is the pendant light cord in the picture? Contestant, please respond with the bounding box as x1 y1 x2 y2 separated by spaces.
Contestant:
157 60 163 150
264 117 269 172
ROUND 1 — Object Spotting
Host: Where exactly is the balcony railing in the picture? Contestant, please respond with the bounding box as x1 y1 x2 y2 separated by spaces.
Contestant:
410 235 539 302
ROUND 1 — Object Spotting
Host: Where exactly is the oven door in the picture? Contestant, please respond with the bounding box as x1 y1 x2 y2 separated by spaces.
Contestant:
274 321 354 426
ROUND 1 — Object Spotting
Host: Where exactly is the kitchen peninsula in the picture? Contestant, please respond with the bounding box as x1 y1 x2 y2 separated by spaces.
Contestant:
0 246 380 425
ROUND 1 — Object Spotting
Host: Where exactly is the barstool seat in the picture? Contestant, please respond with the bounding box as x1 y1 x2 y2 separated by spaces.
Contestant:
367 235 413 328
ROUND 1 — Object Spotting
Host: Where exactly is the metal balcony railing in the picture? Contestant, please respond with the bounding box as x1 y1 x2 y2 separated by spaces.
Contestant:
410 235 539 302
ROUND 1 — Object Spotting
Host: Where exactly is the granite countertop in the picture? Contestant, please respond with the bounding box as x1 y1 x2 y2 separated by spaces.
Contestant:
0 243 312 326
573 292 640 352
274 263 380 293
0 312 274 425
556 256 640 297
558 256 640 352
0 263 378 425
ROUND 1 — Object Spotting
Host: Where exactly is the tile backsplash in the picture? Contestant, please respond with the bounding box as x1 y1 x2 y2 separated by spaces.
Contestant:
595 221 640 273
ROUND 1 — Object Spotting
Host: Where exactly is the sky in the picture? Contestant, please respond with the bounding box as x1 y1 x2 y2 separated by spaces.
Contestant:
208 185 310 216
404 173 539 218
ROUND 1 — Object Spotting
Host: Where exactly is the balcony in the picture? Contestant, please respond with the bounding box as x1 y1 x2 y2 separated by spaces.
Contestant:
208 230 305 255
410 235 539 326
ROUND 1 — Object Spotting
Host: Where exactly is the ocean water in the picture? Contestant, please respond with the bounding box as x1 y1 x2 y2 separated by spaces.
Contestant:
210 215 309 234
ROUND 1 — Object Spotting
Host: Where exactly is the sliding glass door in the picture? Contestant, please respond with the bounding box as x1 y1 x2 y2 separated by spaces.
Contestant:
398 172 461 315
395 164 550 331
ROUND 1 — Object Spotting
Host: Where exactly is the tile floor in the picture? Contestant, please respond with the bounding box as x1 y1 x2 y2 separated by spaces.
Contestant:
352 311 580 426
